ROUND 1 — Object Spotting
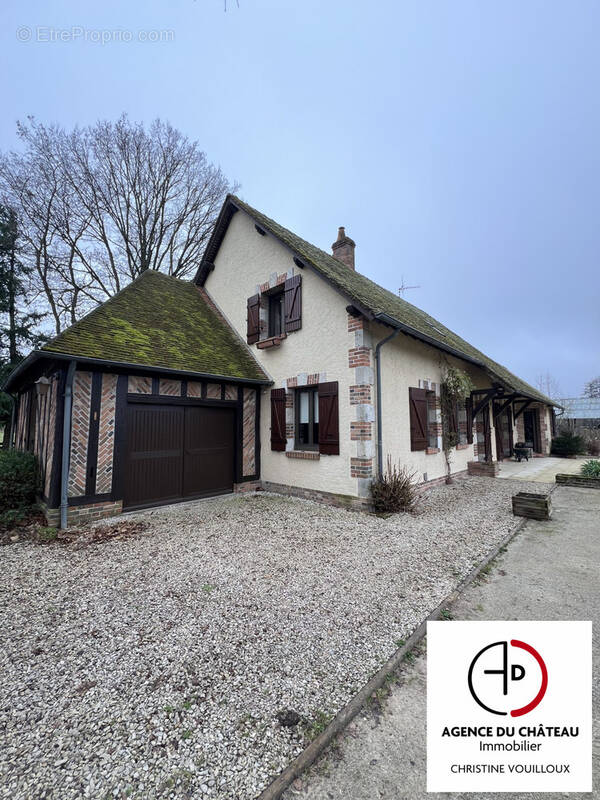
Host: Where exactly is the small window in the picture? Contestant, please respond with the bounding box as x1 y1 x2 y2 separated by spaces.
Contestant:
426 389 437 448
268 290 284 337
295 387 319 450
458 400 468 445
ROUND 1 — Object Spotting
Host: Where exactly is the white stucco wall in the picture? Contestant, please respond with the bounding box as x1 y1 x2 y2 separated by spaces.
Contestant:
373 322 498 482
204 207 553 496
204 209 358 497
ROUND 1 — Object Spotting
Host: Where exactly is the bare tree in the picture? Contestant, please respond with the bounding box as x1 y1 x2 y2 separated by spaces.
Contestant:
583 376 600 398
535 371 562 400
0 116 235 333
0 124 66 333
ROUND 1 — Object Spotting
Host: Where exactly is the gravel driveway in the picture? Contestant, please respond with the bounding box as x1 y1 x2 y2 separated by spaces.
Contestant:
0 477 547 800
287 484 597 800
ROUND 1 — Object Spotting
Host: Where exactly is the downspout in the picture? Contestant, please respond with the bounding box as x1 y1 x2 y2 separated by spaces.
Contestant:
374 327 401 477
60 361 77 530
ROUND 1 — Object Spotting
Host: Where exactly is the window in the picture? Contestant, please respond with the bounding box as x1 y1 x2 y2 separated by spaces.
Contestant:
457 399 468 445
441 387 469 446
443 386 459 442
270 382 339 455
466 396 473 444
295 387 319 450
246 275 302 346
268 289 284 338
426 389 437 448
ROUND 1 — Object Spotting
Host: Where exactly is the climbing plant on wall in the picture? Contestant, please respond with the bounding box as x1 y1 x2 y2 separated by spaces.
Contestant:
440 363 474 483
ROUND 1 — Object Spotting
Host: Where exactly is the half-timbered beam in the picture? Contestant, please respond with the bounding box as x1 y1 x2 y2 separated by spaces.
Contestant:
471 388 500 420
493 393 519 421
513 398 533 420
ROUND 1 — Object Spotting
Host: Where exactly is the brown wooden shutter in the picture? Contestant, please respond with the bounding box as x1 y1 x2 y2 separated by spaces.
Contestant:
450 400 458 435
466 396 473 444
318 381 339 455
409 387 428 451
270 389 286 451
247 294 260 344
284 275 302 333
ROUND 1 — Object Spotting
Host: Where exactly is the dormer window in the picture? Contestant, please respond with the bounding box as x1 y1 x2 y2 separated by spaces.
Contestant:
246 274 302 345
268 289 285 338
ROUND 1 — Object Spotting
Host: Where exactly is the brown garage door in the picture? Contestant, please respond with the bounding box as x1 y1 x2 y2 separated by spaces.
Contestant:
124 403 235 510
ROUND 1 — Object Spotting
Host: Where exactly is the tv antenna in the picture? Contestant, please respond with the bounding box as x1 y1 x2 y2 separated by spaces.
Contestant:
398 276 420 298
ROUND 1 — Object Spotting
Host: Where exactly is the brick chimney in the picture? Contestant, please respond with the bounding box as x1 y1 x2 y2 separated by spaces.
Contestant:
331 226 356 270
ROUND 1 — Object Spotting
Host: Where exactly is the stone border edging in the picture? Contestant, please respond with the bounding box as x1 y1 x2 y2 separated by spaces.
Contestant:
257 494 550 800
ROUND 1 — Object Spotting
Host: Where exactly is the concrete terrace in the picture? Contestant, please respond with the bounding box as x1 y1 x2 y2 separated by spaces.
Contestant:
497 455 586 483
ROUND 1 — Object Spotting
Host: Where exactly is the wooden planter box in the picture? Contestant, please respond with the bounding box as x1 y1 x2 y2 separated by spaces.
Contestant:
556 474 600 489
512 492 552 520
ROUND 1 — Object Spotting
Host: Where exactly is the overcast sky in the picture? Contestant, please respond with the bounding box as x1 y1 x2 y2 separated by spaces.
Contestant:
2 0 599 396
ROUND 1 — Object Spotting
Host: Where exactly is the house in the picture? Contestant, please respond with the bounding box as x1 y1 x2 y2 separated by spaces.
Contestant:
5 272 269 527
5 195 556 526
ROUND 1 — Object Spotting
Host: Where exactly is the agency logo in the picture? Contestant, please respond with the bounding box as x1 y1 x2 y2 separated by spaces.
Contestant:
468 639 548 717
428 621 592 793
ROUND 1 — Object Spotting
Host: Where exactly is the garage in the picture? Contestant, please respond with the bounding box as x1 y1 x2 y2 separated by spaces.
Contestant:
4 270 267 526
124 402 236 510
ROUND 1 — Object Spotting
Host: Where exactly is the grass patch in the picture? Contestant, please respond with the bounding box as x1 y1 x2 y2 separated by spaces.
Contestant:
303 709 333 742
36 527 58 543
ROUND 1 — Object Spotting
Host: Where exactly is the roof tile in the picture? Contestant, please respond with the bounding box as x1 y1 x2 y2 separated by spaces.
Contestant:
42 270 268 382
225 196 554 405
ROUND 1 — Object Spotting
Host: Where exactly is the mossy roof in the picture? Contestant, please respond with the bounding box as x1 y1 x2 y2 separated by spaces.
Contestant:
41 270 268 382
209 195 554 405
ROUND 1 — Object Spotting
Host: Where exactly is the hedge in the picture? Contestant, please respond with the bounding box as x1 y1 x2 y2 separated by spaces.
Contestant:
0 449 40 525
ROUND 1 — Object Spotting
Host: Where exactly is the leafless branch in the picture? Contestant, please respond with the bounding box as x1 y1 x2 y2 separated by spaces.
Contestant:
0 116 234 332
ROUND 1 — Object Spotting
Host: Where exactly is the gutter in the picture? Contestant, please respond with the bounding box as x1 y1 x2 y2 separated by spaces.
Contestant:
60 361 76 530
193 198 553 409
3 350 50 392
3 349 272 392
374 326 401 477
374 312 487 371
373 313 553 408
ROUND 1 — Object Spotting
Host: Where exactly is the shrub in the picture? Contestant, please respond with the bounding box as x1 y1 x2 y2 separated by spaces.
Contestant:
569 427 600 454
581 460 600 478
550 431 586 457
587 439 600 457
0 450 39 525
371 456 418 514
